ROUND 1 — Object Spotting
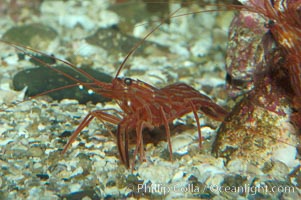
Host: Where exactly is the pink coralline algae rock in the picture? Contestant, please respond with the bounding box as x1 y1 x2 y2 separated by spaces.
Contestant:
214 73 298 169
214 1 300 172
225 10 268 98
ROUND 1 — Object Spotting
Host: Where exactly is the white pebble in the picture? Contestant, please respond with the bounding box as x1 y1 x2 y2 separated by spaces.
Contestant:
272 146 299 169
171 134 194 155
138 164 173 184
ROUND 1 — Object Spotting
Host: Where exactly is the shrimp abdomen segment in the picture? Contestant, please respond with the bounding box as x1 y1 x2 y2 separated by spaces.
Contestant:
156 83 227 122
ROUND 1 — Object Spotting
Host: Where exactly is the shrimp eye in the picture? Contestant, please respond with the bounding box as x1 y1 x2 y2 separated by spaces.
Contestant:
264 20 275 28
124 78 132 85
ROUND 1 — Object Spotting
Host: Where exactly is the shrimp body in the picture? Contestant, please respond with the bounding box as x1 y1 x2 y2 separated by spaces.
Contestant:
260 1 301 96
63 76 227 168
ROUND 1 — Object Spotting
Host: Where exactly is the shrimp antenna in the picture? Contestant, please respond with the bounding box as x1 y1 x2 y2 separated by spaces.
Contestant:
114 7 182 78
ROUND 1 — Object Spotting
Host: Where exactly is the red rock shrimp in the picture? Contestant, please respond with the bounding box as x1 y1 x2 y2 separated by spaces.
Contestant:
0 6 228 169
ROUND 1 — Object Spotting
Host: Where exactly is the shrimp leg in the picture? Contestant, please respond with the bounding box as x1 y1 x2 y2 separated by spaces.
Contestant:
62 110 121 154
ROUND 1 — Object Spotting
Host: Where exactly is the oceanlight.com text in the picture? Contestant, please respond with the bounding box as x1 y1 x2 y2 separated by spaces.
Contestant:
133 183 295 195
209 184 295 195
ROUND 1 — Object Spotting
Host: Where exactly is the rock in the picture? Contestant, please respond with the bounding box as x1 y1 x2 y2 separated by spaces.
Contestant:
13 65 112 104
2 23 57 50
